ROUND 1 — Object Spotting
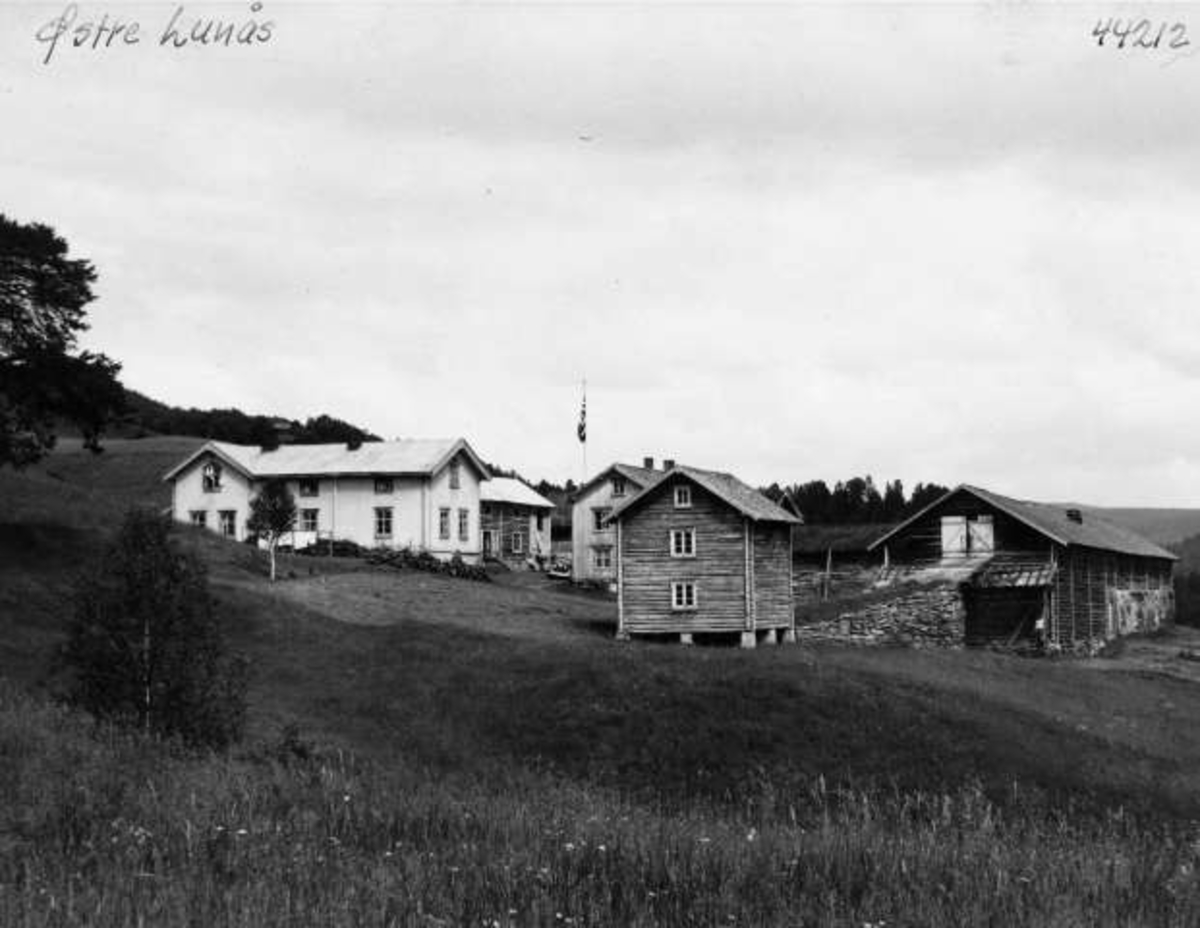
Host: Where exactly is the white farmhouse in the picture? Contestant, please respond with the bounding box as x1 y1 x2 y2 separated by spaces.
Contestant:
571 457 665 583
163 438 491 561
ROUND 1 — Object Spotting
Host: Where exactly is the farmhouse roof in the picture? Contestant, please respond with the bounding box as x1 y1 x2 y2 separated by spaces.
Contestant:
868 484 1177 561
162 438 490 482
607 464 802 524
481 477 554 509
572 462 660 501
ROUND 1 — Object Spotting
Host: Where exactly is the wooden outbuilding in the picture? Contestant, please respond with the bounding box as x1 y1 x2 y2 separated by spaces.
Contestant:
480 477 555 569
868 485 1176 650
607 464 802 647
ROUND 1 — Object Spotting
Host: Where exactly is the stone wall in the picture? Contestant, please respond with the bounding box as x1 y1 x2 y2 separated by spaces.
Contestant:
795 580 965 648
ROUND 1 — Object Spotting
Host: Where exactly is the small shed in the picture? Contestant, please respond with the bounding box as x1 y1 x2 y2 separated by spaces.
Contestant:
868 485 1177 650
607 464 802 647
480 477 555 569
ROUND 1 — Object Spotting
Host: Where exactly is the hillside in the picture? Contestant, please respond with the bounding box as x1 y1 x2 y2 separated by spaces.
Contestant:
1091 506 1200 546
4 442 1200 922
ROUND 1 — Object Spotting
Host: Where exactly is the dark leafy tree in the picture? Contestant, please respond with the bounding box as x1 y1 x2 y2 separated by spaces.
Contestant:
63 509 247 748
247 478 297 581
0 214 125 465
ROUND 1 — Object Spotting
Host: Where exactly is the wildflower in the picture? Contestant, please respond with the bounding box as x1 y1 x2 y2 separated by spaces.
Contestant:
597 844 606 852
698 836 711 844
746 828 757 842
236 829 248 837
564 842 575 851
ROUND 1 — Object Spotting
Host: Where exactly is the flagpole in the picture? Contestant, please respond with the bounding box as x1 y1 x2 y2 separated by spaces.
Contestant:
581 377 588 482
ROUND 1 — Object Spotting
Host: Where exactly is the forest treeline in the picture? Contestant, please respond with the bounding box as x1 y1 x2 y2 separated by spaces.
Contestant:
119 390 381 448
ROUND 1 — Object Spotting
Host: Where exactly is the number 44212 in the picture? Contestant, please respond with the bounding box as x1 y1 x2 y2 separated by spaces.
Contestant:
1093 18 1190 49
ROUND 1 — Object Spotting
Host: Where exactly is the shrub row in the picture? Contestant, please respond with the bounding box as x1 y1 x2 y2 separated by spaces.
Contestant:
366 547 491 582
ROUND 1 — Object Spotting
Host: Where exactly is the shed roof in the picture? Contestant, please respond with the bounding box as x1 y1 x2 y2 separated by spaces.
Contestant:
163 438 490 482
608 465 802 524
481 477 554 509
869 484 1177 561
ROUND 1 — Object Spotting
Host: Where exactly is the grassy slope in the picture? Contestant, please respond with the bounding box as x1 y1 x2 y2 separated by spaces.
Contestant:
6 440 1200 922
4 439 1200 818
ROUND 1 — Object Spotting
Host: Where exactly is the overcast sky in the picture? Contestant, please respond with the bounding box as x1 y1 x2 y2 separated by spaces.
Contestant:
3 1 1199 504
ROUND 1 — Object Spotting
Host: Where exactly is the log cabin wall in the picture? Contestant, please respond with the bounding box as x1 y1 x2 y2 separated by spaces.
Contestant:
1050 547 1175 649
619 481 748 634
481 503 553 569
753 521 794 629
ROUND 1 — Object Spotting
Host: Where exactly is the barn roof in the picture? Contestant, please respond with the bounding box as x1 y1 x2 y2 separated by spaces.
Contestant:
607 465 802 524
163 438 490 482
481 477 554 509
869 484 1177 561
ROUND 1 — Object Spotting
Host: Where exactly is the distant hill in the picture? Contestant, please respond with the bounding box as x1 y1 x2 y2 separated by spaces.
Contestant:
112 390 381 447
1088 508 1200 547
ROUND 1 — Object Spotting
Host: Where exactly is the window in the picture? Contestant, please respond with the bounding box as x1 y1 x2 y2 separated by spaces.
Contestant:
612 476 626 497
674 485 692 508
671 581 697 611
299 478 319 497
535 513 545 532
439 507 451 540
511 533 524 555
189 510 207 528
218 510 236 537
374 477 394 494
670 528 696 558
592 507 612 531
301 508 319 532
449 460 461 489
593 546 612 569
458 507 469 542
375 507 393 538
201 462 222 492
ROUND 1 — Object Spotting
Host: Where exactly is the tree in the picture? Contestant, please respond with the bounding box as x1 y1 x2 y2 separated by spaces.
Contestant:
63 509 247 748
1 214 125 466
247 478 297 581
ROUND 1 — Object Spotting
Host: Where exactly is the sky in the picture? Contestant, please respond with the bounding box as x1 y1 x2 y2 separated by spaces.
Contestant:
3 1 1200 504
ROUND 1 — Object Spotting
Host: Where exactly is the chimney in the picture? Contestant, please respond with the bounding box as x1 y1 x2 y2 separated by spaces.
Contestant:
643 456 655 470
663 459 675 471
1066 508 1083 524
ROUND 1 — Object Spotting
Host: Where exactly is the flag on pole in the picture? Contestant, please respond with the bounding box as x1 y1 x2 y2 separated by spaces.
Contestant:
577 384 587 443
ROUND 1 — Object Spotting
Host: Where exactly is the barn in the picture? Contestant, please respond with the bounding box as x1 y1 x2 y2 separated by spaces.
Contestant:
607 464 801 646
868 485 1176 650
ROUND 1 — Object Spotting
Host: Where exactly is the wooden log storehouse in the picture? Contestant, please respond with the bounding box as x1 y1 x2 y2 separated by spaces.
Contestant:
606 464 802 647
868 484 1177 650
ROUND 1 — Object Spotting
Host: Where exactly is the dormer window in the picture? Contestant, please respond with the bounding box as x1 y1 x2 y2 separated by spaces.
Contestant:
674 485 692 509
449 459 461 489
202 461 222 492
612 476 627 497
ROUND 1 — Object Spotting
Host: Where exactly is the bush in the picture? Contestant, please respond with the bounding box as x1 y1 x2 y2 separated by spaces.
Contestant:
61 509 248 748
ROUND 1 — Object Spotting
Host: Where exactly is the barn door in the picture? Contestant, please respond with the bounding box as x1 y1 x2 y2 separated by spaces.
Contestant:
941 516 967 558
968 515 995 553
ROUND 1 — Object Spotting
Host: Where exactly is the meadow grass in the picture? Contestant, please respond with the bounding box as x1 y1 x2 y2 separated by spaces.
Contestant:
6 443 1200 924
2 683 1199 928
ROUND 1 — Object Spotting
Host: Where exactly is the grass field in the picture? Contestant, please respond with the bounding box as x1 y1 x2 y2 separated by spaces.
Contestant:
3 439 1200 924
